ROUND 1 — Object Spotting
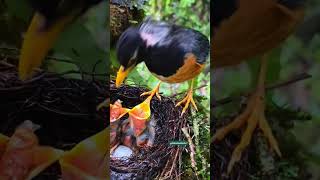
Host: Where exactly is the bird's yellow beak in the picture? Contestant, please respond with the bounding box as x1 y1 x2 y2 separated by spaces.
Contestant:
18 13 75 80
115 65 134 88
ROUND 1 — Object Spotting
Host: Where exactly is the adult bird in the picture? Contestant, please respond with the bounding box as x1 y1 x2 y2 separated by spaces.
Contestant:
18 0 103 80
115 18 210 116
212 0 305 173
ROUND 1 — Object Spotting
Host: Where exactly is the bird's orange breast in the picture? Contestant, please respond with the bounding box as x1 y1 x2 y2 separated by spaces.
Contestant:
212 0 305 68
154 53 205 83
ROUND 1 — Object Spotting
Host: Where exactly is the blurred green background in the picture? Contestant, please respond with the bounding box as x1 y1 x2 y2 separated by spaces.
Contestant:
213 0 320 179
0 0 108 80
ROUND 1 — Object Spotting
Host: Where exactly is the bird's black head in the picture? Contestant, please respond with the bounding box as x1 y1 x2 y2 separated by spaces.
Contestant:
115 26 144 87
116 27 144 68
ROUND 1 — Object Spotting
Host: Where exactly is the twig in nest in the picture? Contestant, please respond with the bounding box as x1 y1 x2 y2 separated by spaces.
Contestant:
0 46 76 64
168 149 180 177
181 127 199 179
158 149 180 180
213 72 312 107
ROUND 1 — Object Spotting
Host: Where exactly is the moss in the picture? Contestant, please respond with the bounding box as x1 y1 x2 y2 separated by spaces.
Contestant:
110 2 144 47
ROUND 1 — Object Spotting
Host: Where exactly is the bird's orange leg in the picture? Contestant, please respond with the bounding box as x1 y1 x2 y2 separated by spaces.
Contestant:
212 55 281 174
175 79 198 116
140 82 162 100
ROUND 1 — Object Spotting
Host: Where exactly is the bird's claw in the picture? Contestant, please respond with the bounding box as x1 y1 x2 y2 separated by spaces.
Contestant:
140 82 162 101
212 92 281 174
140 90 161 101
175 89 198 116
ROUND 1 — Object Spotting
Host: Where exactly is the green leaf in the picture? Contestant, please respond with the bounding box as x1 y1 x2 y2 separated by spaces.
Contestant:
52 20 108 80
4 0 32 21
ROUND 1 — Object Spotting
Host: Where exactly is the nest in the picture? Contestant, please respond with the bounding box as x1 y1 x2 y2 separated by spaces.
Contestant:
110 82 188 179
0 61 108 179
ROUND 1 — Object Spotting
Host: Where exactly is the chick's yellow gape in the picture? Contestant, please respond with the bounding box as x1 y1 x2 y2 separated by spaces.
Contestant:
212 0 305 174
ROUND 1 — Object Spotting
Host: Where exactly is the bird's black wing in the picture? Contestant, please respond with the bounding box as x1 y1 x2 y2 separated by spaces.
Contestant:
141 24 208 77
212 0 238 28
170 27 209 64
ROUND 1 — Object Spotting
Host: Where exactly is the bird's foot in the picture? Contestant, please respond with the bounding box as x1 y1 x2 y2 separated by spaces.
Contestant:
140 82 161 100
212 90 281 174
175 87 198 116
96 98 110 111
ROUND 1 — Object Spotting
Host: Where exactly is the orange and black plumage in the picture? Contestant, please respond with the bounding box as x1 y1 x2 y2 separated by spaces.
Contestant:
212 0 306 174
116 18 210 116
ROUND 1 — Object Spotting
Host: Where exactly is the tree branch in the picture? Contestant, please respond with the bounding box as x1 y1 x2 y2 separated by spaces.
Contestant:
213 73 312 107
